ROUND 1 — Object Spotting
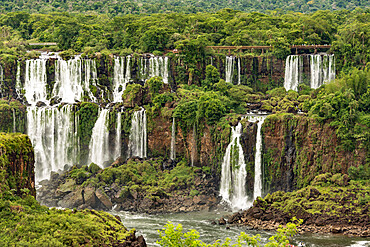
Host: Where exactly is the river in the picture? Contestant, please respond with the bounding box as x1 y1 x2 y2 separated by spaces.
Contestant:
113 210 370 247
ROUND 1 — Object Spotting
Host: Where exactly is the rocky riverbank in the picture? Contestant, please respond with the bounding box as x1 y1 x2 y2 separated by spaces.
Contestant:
220 173 370 237
37 157 221 214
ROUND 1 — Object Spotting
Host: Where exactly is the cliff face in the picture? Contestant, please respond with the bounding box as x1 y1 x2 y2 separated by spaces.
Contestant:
0 132 35 197
262 114 367 194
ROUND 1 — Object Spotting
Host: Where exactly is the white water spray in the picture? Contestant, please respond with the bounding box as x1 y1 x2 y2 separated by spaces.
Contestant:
170 117 176 160
248 116 266 200
88 109 110 167
225 56 234 83
219 122 249 210
24 59 48 105
284 55 303 91
128 108 147 158
27 105 79 182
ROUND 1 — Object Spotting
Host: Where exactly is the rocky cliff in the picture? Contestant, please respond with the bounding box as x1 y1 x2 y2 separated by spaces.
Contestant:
0 132 35 197
262 113 367 194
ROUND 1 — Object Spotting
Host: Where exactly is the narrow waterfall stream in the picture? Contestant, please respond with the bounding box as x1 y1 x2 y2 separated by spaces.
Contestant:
128 108 147 158
225 56 234 83
219 122 249 210
12 108 16 132
191 123 196 166
27 105 79 182
237 57 241 85
115 111 122 159
88 109 110 167
249 116 266 200
170 117 176 160
284 55 302 91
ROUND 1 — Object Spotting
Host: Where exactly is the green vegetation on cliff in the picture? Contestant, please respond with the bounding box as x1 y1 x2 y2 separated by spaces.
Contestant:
0 132 143 247
0 193 134 246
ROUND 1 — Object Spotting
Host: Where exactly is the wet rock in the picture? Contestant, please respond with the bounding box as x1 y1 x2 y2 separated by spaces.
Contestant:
218 217 226 225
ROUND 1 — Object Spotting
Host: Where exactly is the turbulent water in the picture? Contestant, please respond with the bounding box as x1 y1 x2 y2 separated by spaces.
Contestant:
88 109 110 168
27 105 79 182
128 108 147 158
115 111 122 159
284 55 303 91
219 122 250 210
170 117 176 160
114 210 370 247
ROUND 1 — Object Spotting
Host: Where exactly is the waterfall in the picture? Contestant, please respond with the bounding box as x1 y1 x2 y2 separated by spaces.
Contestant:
114 111 122 159
15 61 22 99
219 122 249 210
113 56 131 102
27 105 78 182
53 57 97 103
191 123 196 166
225 56 234 83
170 117 176 160
237 57 241 85
88 109 110 167
248 116 266 200
128 108 147 158
12 108 16 132
149 56 169 84
24 59 48 105
284 55 303 91
0 64 3 97
311 54 335 89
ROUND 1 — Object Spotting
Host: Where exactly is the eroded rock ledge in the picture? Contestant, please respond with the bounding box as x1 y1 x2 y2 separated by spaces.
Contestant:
222 173 370 237
37 157 220 214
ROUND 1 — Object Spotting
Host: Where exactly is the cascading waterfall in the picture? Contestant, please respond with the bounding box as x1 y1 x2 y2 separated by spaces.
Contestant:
323 54 335 83
12 108 16 132
128 108 147 158
310 54 335 89
24 59 48 105
170 117 176 160
88 109 110 167
284 55 303 91
225 56 234 83
219 122 249 210
149 56 169 84
0 64 3 97
113 56 131 102
53 57 97 103
237 57 241 85
15 61 22 99
191 123 196 167
114 111 122 159
248 116 266 200
27 105 79 182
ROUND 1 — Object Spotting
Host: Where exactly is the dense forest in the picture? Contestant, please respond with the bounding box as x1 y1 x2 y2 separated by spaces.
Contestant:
0 2 369 245
0 9 368 71
0 0 368 15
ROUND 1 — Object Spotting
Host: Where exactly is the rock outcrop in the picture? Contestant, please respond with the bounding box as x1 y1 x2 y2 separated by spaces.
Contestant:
0 132 35 197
